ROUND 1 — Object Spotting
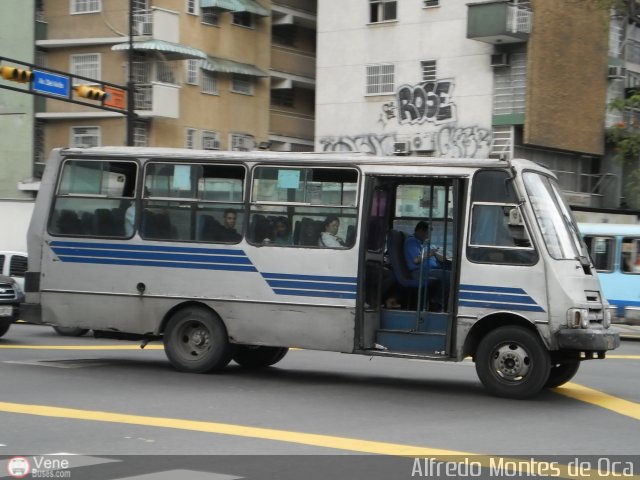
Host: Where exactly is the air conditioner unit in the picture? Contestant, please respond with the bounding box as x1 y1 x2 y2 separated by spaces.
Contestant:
393 141 410 156
134 21 152 35
608 65 626 79
490 53 510 68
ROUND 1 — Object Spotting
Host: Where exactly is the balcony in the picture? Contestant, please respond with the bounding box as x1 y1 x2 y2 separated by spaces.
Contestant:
467 1 532 44
131 61 181 118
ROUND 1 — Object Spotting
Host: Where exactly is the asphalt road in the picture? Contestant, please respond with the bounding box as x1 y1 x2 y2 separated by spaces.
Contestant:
0 323 638 479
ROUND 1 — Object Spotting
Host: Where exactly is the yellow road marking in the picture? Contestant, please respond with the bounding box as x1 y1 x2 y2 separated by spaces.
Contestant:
607 354 640 359
555 383 640 421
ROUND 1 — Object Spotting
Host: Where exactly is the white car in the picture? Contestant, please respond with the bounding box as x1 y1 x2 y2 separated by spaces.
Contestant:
0 251 27 290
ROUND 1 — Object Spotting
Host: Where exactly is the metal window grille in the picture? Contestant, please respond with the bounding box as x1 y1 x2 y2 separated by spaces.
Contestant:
202 131 221 150
70 53 100 85
231 74 254 95
187 0 196 15
202 71 218 94
186 59 199 85
133 11 152 35
492 52 526 115
366 64 395 95
133 121 149 147
424 0 439 7
231 134 254 151
35 49 47 68
72 0 101 14
421 60 437 81
490 126 514 159
186 128 197 149
202 7 219 25
71 127 100 148
369 0 397 22
34 120 45 163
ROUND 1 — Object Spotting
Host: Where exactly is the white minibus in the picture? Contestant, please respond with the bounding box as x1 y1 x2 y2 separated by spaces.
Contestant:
21 147 619 398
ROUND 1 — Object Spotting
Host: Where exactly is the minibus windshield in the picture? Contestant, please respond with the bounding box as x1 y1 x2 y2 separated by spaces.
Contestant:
523 172 585 261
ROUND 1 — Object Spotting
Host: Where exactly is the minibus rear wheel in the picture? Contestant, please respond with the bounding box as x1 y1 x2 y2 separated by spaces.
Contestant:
163 306 232 373
233 346 289 368
545 361 580 389
475 326 550 399
53 326 89 337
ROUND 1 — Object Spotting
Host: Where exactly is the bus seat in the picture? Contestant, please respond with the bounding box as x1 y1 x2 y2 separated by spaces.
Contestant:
80 212 94 235
249 214 272 243
387 230 419 288
299 217 323 246
345 225 356 247
94 208 115 236
198 214 222 241
56 209 84 235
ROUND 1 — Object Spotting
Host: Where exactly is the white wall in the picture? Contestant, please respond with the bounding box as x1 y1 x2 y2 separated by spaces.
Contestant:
0 200 34 253
316 0 495 157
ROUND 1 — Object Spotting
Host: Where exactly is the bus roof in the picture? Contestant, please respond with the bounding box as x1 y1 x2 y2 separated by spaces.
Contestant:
56 146 544 172
578 223 640 236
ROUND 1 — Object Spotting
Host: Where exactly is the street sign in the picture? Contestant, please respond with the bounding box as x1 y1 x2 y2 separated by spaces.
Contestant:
104 86 126 111
32 70 70 98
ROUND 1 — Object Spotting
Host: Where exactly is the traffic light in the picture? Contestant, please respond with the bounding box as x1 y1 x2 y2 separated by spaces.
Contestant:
1 65 33 83
74 85 107 101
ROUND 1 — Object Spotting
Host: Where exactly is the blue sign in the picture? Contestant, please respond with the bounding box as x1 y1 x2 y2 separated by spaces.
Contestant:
33 70 70 98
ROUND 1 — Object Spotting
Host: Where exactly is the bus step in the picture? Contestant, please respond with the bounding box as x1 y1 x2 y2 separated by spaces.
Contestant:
375 329 447 355
380 309 448 333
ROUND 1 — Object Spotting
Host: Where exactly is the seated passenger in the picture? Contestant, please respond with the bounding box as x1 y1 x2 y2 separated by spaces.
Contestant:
217 208 242 242
318 215 346 248
272 217 292 246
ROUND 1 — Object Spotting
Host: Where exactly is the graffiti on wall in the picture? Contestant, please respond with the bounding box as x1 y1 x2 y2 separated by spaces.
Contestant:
319 125 492 158
396 80 456 125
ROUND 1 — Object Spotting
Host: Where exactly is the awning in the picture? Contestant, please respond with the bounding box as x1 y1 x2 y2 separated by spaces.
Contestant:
112 40 207 61
202 57 267 77
201 0 270 17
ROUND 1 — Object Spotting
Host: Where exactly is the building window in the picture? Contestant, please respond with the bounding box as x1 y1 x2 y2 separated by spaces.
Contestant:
272 89 294 108
232 12 254 28
424 0 439 7
366 64 395 95
186 59 199 85
186 0 197 15
134 121 149 147
231 134 254 151
71 0 101 14
186 128 197 149
202 71 218 94
370 0 397 23
36 0 45 21
272 25 297 47
71 126 100 147
421 60 437 81
231 74 254 95
70 54 100 85
202 131 221 150
201 7 219 25
34 120 45 163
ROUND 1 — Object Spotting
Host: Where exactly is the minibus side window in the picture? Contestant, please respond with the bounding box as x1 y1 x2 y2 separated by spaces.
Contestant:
248 166 359 248
49 159 137 238
621 238 640 273
583 236 614 272
141 162 245 243
467 170 538 265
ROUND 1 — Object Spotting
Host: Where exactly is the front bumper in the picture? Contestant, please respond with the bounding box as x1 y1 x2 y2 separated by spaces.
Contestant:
556 328 620 351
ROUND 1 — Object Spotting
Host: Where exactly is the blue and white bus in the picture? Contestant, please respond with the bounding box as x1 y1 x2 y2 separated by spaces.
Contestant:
21 147 619 398
580 223 640 325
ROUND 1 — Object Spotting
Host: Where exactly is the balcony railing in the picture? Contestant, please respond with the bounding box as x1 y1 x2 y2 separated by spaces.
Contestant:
133 10 153 36
506 5 532 34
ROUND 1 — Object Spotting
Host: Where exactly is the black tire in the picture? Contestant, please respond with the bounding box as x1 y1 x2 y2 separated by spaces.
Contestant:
53 326 89 337
163 306 232 373
475 326 550 399
0 321 11 338
233 346 289 369
545 361 580 389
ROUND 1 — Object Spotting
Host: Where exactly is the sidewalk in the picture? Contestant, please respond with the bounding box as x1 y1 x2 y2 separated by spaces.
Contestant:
613 324 640 341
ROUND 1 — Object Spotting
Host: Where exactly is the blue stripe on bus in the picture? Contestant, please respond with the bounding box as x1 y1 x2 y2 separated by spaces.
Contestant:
459 284 527 295
265 279 357 293
272 288 357 299
262 272 357 284
50 240 247 256
51 247 253 265
458 300 545 312
459 291 538 305
58 256 257 272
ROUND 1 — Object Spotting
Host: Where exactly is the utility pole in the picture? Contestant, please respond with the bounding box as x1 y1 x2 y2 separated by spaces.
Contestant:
126 0 135 146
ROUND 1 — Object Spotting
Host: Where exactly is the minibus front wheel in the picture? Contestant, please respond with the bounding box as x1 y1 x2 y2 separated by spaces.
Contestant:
475 326 550 399
544 361 580 389
163 306 233 373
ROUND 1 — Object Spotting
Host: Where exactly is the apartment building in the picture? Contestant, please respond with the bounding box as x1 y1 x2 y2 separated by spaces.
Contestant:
315 0 617 208
31 0 315 167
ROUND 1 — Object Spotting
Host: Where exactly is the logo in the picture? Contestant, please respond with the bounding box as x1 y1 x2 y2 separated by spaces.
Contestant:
7 456 31 478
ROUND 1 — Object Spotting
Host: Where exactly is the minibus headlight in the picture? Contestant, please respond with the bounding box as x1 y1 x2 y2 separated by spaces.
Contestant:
567 308 589 328
603 308 612 329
